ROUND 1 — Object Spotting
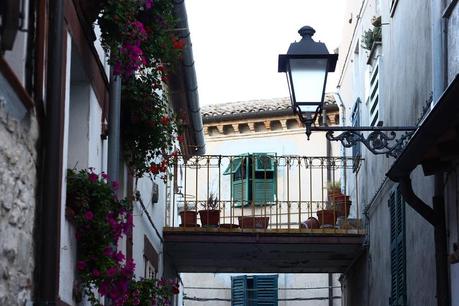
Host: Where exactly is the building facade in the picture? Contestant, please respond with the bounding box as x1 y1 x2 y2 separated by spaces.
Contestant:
336 0 459 305
0 0 203 305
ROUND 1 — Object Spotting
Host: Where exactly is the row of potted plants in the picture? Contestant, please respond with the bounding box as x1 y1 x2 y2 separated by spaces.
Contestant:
66 168 179 305
179 194 270 229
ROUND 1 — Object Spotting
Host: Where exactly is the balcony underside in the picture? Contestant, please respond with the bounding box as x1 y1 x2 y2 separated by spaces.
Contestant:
163 228 365 273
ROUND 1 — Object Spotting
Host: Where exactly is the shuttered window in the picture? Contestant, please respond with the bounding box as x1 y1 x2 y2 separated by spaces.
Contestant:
224 154 276 206
231 275 278 306
389 186 406 306
368 62 380 127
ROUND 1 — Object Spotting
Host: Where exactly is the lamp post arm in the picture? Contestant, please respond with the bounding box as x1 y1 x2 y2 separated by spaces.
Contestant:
317 126 416 158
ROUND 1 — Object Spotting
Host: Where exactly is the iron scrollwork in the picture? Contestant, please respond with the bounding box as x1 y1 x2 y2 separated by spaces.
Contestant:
325 129 415 158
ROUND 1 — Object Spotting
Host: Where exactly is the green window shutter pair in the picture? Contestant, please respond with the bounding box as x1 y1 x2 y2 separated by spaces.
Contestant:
389 185 406 306
231 275 278 306
224 154 276 206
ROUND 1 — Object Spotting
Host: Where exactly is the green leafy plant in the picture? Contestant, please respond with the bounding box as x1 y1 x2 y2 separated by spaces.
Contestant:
201 192 219 210
327 180 341 193
361 16 382 50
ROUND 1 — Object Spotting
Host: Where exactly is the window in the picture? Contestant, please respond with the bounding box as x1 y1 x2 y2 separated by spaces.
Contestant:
223 154 276 206
367 62 381 127
143 236 158 279
390 0 400 17
389 186 406 306
231 275 278 306
351 98 362 171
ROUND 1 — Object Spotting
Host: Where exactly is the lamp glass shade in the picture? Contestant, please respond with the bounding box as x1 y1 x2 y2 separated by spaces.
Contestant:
288 58 328 104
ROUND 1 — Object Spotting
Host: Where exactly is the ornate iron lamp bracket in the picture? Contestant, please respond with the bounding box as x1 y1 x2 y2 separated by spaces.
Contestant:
312 126 416 158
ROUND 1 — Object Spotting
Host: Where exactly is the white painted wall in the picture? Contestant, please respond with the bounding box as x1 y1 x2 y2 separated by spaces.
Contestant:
181 273 341 306
336 0 459 305
59 32 108 305
179 119 343 305
132 175 168 279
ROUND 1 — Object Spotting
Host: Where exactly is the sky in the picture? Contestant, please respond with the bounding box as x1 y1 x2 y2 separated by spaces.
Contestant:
185 0 347 106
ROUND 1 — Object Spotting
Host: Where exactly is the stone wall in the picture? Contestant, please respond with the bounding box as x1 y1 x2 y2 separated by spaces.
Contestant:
0 103 38 305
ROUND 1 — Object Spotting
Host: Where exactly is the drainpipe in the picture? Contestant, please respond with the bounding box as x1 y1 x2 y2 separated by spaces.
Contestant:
431 1 450 305
334 92 347 188
107 71 121 184
328 273 333 306
174 0 205 155
434 172 450 306
35 0 65 303
431 0 446 105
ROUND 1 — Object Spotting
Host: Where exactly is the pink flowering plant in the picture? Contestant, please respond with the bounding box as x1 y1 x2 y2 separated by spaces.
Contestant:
122 76 183 178
96 0 186 177
66 169 179 305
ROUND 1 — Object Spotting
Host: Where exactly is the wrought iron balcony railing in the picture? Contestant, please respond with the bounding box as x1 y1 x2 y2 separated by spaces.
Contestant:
165 155 363 233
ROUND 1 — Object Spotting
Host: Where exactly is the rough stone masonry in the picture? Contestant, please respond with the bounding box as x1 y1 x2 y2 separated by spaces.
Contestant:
0 102 38 305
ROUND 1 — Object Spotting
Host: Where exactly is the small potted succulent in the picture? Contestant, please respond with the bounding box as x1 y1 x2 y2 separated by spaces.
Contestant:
199 193 221 227
325 180 352 220
179 202 198 227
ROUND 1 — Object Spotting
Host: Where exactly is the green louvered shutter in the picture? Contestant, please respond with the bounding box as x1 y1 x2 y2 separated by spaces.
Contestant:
253 275 278 305
389 186 406 306
224 157 248 206
253 154 276 205
232 276 248 306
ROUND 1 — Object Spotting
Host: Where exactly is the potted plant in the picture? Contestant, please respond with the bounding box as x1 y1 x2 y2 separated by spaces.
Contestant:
199 193 221 227
316 207 337 227
179 202 198 227
361 16 382 51
238 215 270 229
326 180 352 218
300 217 320 229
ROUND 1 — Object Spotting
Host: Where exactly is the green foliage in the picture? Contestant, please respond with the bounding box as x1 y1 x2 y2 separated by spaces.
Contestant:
96 0 186 177
67 168 179 305
361 16 382 50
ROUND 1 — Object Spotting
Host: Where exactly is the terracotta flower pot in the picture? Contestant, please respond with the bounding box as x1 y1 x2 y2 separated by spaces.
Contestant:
300 217 320 229
199 209 220 227
179 211 198 227
335 201 352 217
316 210 337 226
328 192 350 203
238 216 269 229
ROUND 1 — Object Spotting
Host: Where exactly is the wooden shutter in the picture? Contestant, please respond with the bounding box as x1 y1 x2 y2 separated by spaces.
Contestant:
253 275 278 305
253 154 276 205
224 157 248 206
389 186 406 306
368 62 380 127
232 276 248 306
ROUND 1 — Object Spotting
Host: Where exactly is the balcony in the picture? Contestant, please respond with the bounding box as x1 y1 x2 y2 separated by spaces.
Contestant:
163 155 365 273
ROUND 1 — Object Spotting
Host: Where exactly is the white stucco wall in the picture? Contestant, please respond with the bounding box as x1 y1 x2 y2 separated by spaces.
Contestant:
179 118 343 305
337 0 458 305
132 175 168 279
181 273 341 306
59 32 109 304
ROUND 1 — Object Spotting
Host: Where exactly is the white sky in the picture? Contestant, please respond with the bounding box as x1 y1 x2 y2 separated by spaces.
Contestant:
185 0 347 106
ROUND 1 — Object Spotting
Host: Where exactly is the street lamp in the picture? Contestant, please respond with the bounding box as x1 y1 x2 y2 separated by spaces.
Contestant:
278 26 338 139
278 26 416 158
